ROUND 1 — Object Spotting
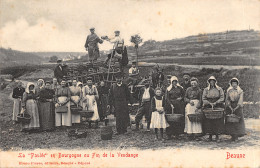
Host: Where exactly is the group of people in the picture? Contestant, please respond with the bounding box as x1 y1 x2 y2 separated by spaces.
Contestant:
133 73 245 142
12 66 246 142
12 77 110 133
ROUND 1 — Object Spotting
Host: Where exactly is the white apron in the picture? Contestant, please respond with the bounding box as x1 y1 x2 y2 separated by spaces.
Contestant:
150 98 169 129
55 96 72 126
82 95 99 121
184 99 202 134
71 95 81 124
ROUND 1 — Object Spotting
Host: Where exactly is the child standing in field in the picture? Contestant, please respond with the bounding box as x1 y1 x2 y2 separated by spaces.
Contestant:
150 88 169 140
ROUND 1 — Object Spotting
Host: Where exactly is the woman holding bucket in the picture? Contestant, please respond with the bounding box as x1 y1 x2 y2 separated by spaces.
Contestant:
184 77 203 140
21 82 40 132
202 76 225 142
225 78 246 141
165 76 185 140
69 79 82 124
82 77 99 128
55 79 72 127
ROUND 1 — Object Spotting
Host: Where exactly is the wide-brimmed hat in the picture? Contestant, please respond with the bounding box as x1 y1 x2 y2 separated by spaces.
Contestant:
90 27 95 30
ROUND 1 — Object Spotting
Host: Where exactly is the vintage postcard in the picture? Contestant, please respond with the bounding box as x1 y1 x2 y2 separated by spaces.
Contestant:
0 0 260 167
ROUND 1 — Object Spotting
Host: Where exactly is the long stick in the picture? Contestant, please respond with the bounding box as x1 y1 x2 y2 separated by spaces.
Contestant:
135 47 138 68
107 48 115 82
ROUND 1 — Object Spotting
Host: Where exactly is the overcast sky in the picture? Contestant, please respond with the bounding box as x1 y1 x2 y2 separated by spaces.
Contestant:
0 0 259 52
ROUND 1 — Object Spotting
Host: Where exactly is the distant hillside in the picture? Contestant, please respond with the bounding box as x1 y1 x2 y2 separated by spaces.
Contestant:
128 30 260 59
33 52 86 59
0 48 44 67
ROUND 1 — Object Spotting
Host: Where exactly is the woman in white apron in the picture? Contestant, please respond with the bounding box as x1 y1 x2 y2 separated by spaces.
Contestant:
150 87 169 140
69 80 82 124
21 82 40 132
82 77 99 128
184 77 203 140
55 79 72 127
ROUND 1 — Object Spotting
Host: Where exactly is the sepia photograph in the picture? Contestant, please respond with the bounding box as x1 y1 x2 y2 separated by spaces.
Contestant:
0 0 259 167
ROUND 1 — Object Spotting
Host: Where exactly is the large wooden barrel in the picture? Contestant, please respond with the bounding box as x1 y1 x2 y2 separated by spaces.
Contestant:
100 126 113 140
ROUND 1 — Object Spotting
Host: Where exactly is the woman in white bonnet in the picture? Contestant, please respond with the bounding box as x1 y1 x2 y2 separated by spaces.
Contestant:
225 77 246 141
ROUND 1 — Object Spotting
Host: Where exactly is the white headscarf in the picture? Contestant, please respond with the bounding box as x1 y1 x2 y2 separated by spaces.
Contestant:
206 76 221 90
167 76 182 91
227 77 243 94
37 79 45 89
76 82 83 87
25 82 35 94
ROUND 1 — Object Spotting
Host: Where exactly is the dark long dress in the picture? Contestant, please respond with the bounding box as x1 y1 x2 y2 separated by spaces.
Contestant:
202 86 225 135
225 88 246 137
109 83 131 134
38 88 55 131
165 85 185 136
97 85 109 120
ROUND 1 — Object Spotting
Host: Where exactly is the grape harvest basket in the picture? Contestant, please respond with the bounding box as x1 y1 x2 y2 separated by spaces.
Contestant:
188 113 204 122
79 110 94 122
203 108 224 119
17 113 31 124
226 114 240 123
165 106 184 122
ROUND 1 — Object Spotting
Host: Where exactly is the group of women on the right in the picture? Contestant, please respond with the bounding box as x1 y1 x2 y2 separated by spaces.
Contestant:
154 75 246 142
183 76 245 142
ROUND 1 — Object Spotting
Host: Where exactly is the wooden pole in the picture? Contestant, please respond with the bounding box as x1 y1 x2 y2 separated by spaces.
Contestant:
135 46 138 67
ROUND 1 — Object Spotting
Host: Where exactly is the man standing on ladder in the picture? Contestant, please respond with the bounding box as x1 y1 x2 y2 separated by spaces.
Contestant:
104 30 124 71
84 27 103 63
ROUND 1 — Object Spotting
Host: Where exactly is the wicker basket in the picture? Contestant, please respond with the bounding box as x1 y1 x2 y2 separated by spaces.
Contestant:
17 113 31 124
68 129 88 138
165 114 184 122
70 105 83 114
56 105 68 113
226 114 241 123
79 110 94 119
203 108 224 119
165 106 184 122
101 126 113 140
188 113 203 122
76 129 88 138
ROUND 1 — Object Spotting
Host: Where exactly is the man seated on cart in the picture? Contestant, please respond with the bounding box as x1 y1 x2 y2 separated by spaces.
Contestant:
128 61 140 93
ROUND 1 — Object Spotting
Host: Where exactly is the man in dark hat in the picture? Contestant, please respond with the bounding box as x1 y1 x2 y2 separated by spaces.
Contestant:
85 27 103 63
54 60 67 83
134 80 154 131
180 73 191 92
108 73 132 135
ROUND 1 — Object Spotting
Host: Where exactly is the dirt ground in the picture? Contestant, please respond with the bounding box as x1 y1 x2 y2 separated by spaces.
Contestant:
1 86 259 151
